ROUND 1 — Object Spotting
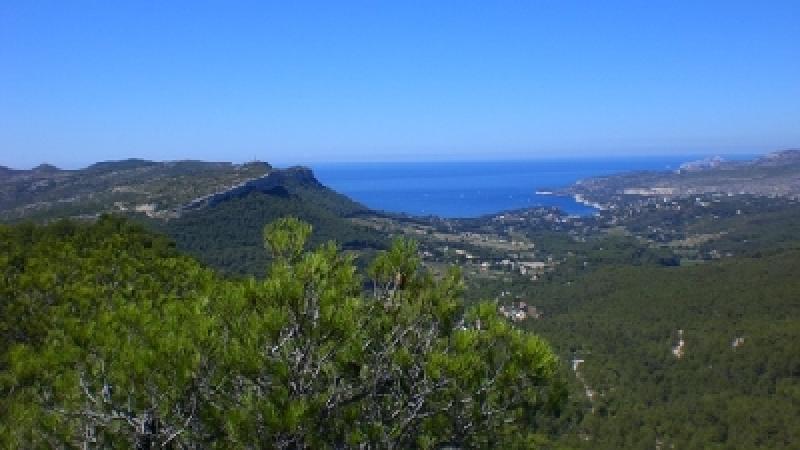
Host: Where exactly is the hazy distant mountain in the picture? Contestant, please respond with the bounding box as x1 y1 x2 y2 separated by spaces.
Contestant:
558 149 800 203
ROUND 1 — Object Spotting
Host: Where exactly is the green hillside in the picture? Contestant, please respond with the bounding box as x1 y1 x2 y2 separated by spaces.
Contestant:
149 169 388 276
0 160 389 276
518 249 800 449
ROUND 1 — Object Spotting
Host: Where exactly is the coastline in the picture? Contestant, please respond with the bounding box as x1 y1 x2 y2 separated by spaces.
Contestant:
573 194 605 211
313 157 697 218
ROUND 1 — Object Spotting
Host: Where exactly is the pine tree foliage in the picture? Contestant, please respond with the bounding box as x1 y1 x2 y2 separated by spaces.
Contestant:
0 216 563 449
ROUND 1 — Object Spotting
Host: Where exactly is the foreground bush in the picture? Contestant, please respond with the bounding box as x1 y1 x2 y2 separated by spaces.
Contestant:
1 216 562 448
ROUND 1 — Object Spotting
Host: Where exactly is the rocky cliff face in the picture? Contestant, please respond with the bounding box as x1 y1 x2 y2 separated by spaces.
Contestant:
188 167 323 210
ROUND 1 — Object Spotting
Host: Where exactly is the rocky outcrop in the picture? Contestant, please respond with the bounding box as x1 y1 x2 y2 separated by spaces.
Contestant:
183 166 322 211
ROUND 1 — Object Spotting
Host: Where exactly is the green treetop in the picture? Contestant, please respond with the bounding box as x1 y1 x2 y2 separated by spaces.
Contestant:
1 216 564 448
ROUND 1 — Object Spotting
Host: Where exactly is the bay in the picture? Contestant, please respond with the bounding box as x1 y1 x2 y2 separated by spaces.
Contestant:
310 155 747 218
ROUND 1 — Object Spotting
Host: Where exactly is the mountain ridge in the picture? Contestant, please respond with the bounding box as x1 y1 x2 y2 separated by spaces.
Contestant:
0 157 383 275
0 158 276 221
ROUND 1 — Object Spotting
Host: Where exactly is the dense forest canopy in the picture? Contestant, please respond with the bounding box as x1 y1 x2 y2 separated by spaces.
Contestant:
464 226 800 449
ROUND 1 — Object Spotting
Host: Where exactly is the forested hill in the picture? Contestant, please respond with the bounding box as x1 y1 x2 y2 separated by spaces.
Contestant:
557 149 800 203
0 159 388 275
148 166 388 276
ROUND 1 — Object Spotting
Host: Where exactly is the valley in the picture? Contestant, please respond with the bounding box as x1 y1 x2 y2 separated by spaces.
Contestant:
2 152 800 448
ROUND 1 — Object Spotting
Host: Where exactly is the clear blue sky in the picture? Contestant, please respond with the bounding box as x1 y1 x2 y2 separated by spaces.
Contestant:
1 1 798 168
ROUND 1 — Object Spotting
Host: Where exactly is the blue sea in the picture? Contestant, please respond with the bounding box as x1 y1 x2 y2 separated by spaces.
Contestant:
311 155 752 218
